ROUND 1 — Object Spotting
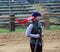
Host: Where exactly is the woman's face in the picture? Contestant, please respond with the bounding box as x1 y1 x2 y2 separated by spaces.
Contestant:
35 16 40 21
32 16 41 22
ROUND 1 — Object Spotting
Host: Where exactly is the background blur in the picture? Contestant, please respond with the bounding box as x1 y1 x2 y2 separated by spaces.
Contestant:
0 0 60 52
0 0 60 32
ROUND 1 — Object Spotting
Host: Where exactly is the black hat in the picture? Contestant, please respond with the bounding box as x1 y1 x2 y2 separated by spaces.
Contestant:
32 12 41 17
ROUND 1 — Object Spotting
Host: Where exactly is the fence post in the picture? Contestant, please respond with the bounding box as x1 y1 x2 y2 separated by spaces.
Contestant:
9 14 15 32
44 15 50 30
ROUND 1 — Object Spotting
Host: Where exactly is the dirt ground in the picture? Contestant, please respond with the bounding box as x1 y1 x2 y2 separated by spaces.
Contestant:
0 30 60 52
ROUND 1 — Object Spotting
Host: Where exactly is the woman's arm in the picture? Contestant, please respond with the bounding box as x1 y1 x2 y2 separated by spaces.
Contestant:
26 24 40 38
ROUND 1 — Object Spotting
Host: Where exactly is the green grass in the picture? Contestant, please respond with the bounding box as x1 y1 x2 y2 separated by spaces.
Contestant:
50 25 60 30
0 28 26 33
15 28 26 32
0 29 9 33
50 25 57 30
0 25 60 33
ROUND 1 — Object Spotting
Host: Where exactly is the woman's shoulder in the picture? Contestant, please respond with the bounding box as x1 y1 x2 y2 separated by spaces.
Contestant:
28 23 33 27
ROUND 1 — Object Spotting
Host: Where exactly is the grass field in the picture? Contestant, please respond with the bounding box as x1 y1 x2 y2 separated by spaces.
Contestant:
0 25 60 33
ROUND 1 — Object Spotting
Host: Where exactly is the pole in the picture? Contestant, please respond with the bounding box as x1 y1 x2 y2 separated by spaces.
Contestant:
44 15 50 30
9 0 15 32
34 39 38 52
9 14 15 32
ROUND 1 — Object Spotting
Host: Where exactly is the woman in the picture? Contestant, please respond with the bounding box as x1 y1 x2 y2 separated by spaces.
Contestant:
26 12 44 52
